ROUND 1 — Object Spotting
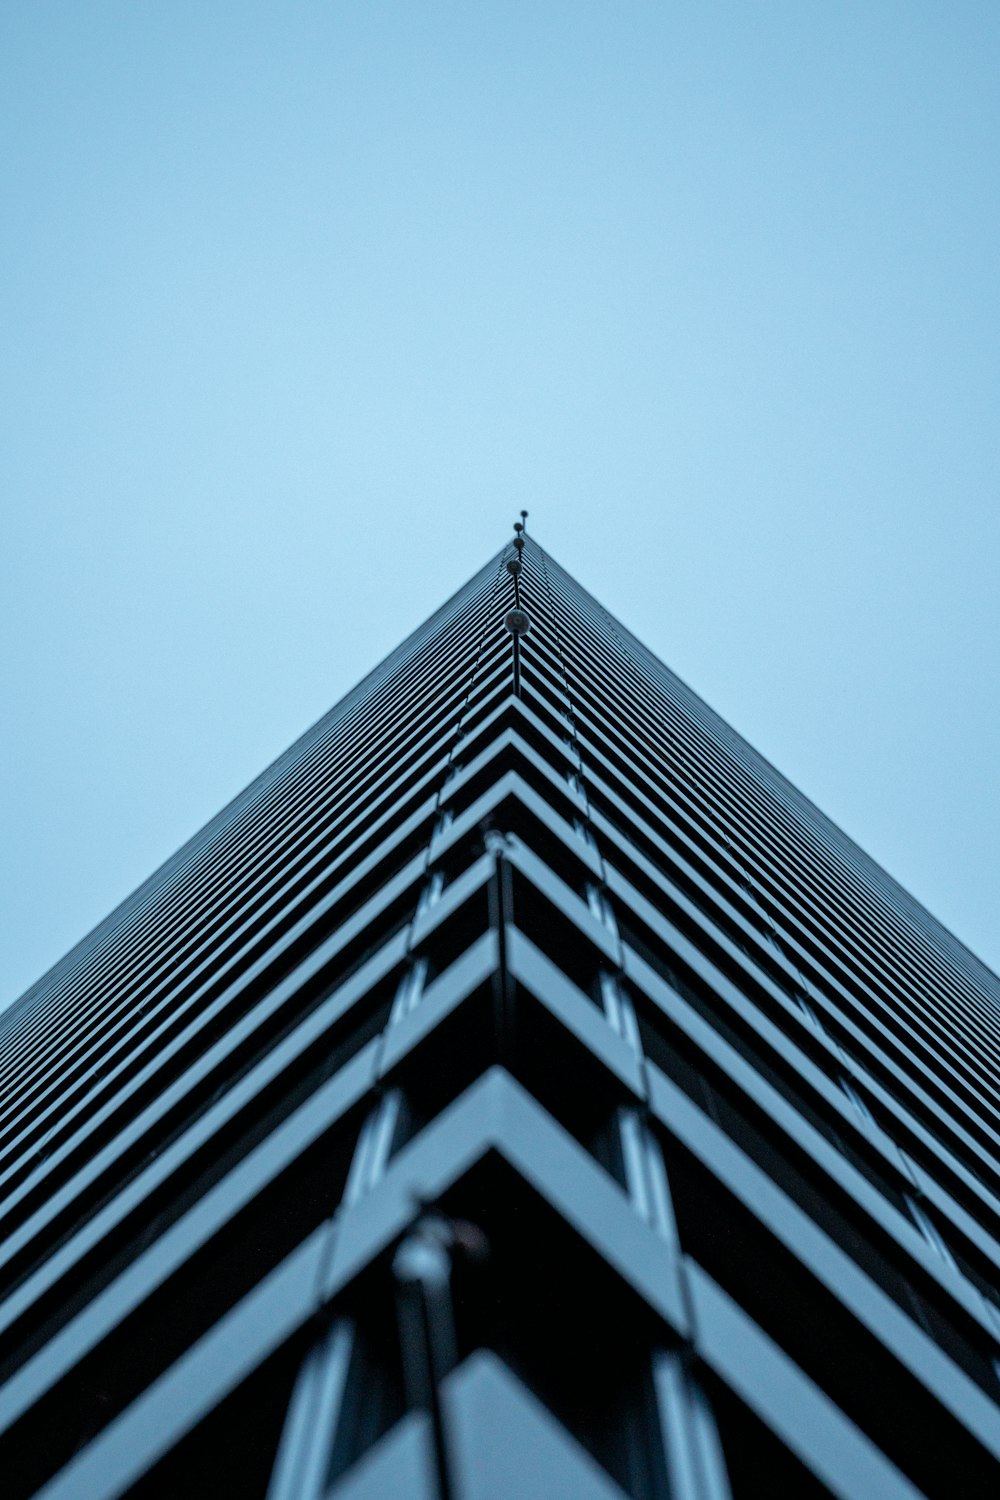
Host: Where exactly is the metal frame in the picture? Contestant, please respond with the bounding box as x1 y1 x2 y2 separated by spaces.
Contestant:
1 534 997 1499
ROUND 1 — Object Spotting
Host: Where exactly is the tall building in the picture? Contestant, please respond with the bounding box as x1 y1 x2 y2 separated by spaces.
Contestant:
1 529 999 1500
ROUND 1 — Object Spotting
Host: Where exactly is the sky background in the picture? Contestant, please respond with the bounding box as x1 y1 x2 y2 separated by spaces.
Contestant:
2 2 998 1005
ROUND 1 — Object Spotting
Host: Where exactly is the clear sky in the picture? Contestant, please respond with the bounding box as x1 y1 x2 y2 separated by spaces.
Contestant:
2 2 998 1005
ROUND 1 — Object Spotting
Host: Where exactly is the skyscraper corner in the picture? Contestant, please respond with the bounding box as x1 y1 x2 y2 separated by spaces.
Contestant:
1 526 999 1498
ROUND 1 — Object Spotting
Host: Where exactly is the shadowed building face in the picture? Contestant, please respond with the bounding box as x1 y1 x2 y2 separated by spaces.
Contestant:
0 530 998 1500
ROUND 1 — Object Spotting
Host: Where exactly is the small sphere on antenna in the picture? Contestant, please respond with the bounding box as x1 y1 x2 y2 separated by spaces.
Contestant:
513 535 525 550
504 608 531 636
506 559 521 576
513 522 523 534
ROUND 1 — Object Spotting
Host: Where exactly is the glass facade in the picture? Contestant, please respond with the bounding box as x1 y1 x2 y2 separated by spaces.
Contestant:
0 535 998 1497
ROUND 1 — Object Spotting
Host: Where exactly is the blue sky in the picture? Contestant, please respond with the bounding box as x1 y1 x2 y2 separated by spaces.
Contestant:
2 2 999 1003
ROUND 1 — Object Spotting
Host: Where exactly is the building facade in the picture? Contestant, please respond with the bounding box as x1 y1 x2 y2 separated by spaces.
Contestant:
1 532 999 1498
